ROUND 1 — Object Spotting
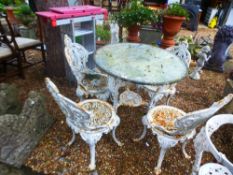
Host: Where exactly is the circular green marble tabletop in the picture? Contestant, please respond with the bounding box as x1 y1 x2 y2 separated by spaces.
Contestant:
95 43 188 85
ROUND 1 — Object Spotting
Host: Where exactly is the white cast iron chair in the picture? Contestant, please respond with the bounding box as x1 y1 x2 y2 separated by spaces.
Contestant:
45 77 123 170
143 42 191 108
64 34 109 101
134 94 233 175
192 114 233 175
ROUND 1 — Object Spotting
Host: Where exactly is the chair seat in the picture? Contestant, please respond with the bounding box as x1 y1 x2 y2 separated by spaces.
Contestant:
14 37 41 49
78 99 114 128
82 73 108 92
147 105 185 134
7 36 41 49
0 46 12 58
199 163 232 175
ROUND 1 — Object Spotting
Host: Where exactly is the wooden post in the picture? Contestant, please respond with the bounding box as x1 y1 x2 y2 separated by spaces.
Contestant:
34 0 70 77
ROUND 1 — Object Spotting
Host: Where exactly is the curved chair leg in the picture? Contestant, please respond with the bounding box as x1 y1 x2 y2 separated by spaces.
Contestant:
154 147 167 175
192 127 206 175
182 141 191 159
133 125 147 142
192 150 204 175
133 115 147 142
89 143 96 171
80 133 103 171
155 135 178 175
67 130 76 146
112 127 123 146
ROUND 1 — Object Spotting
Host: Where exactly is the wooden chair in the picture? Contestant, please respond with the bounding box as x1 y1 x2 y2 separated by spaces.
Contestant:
0 13 46 69
0 23 23 81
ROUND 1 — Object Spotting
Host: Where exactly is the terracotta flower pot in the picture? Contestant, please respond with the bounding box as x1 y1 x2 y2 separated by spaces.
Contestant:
5 7 19 25
127 25 140 43
161 15 185 48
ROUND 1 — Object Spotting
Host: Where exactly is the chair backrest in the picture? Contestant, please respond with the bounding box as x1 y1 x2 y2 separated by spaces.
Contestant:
45 77 91 129
64 34 89 75
166 41 191 67
205 114 233 172
0 13 20 50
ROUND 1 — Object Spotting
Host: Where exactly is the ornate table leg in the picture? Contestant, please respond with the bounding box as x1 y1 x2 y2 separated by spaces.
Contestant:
134 115 148 142
112 127 123 146
111 115 123 146
80 132 103 171
154 135 178 175
108 76 126 110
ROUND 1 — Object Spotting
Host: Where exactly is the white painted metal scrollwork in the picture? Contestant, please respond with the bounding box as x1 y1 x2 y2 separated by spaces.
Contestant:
144 42 191 108
64 35 109 101
166 41 192 66
134 94 233 175
192 114 233 175
45 77 122 171
190 45 211 80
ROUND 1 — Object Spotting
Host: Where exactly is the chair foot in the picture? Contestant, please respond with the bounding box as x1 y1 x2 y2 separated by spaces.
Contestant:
154 167 162 175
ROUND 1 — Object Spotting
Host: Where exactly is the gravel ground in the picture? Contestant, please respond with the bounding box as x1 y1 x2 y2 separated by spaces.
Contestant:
3 26 232 175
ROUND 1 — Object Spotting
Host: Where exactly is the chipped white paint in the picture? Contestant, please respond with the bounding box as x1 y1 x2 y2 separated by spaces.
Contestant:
135 94 233 175
64 34 109 101
192 114 233 175
45 77 122 171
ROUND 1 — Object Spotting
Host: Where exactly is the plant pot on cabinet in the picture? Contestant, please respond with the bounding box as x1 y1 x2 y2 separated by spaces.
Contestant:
5 7 19 25
161 15 185 48
127 25 140 43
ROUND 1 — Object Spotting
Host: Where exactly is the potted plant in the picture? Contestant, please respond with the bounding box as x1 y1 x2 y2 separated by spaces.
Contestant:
161 3 189 48
14 3 37 38
113 0 155 42
96 24 111 45
0 0 23 24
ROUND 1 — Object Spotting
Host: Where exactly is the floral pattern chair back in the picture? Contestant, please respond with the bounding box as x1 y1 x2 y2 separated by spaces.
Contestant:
45 77 90 129
166 41 191 67
63 35 109 100
45 77 122 171
64 35 89 80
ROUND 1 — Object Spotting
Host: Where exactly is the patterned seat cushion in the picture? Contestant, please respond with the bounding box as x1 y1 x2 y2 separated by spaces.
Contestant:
79 100 113 127
0 46 12 58
82 73 108 92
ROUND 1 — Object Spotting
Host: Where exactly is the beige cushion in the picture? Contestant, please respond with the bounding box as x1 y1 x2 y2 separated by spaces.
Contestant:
0 46 12 58
7 36 41 49
14 37 41 49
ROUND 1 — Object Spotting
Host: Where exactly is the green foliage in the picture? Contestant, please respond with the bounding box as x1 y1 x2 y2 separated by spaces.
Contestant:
165 3 189 19
0 3 5 12
96 25 111 41
112 0 155 27
1 0 15 6
14 4 36 27
0 0 24 6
